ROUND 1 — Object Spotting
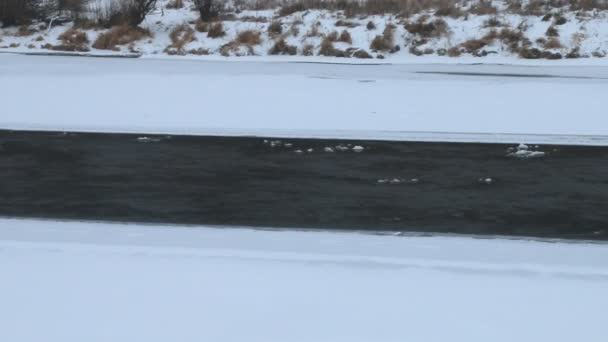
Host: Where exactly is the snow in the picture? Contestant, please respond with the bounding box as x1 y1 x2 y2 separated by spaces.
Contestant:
1 53 608 145
1 218 607 342
2 1 608 64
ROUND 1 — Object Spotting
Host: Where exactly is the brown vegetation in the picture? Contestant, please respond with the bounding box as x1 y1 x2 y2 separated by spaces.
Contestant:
207 22 225 38
92 25 152 50
269 38 297 55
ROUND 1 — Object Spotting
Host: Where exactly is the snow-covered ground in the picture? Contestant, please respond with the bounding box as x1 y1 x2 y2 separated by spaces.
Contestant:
1 0 608 63
2 53 608 145
1 218 607 342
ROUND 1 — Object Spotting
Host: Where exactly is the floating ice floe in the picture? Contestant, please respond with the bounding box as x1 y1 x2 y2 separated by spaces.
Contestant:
478 177 494 184
307 148 314 153
294 149 303 154
507 143 546 159
335 145 349 152
324 147 335 153
352 146 364 152
377 178 415 185
136 136 162 143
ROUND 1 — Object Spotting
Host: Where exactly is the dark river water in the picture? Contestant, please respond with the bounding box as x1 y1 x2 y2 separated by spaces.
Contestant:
1 130 607 240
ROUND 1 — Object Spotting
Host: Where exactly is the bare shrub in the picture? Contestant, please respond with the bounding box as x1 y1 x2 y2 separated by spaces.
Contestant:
366 21 376 30
207 22 225 38
92 25 151 50
269 38 297 55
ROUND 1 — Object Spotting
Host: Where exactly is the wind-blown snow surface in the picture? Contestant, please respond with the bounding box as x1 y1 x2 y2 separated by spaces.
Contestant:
2 54 608 145
1 218 608 342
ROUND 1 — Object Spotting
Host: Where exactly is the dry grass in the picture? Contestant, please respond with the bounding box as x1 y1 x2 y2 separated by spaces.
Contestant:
483 17 503 28
543 37 562 49
351 48 373 58
188 47 210 55
302 44 314 56
338 29 352 44
434 0 465 18
239 16 269 23
335 19 358 28
165 24 196 55
404 18 449 38
269 38 297 55
469 1 498 15
92 25 152 51
268 21 283 36
326 30 339 42
51 27 90 52
460 39 489 54
236 30 262 45
546 26 559 37
370 24 395 51
305 24 321 37
166 0 184 9
207 22 225 38
319 37 338 56
195 19 209 33
447 46 462 57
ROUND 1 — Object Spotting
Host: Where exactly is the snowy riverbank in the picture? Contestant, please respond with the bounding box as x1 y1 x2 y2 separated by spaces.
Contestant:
2 53 608 145
2 0 608 63
1 218 607 342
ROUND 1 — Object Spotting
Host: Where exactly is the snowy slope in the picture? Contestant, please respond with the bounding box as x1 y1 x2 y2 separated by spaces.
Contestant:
1 0 608 63
1 218 607 342
2 54 608 145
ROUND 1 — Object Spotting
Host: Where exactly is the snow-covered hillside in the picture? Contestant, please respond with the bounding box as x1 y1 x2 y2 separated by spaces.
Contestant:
1 218 607 342
1 0 608 62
